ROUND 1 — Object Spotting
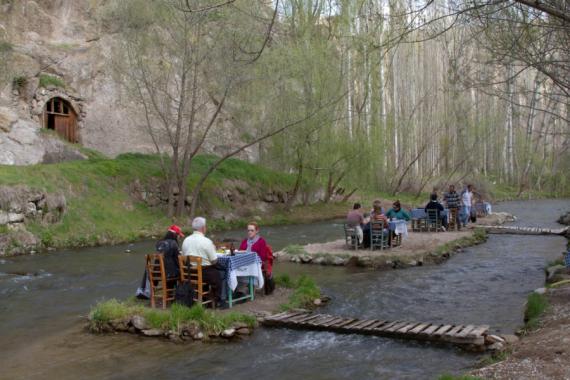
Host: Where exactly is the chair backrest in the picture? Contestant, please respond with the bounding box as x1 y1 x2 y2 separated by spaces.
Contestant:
411 208 426 219
146 253 176 309
426 209 440 222
178 255 210 304
344 224 358 249
370 220 387 250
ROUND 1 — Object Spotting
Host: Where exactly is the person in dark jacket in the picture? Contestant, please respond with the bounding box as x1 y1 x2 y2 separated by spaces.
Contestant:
136 225 184 299
157 224 184 279
425 193 448 230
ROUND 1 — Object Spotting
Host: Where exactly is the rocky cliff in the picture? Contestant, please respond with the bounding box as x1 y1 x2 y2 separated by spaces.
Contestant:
0 0 250 165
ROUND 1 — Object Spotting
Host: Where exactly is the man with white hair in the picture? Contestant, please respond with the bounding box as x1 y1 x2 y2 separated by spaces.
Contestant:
182 216 226 307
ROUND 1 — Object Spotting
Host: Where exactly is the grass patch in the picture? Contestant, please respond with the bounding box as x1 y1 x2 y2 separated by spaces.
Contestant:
274 273 295 288
523 292 549 331
433 228 487 256
546 257 564 268
39 74 65 88
279 274 321 311
283 244 306 255
438 375 483 380
0 41 13 52
89 299 255 335
478 348 511 366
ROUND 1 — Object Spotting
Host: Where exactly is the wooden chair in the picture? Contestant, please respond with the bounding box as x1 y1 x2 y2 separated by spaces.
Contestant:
344 224 359 249
370 221 389 250
178 255 215 308
145 254 177 309
448 208 459 231
411 208 426 232
426 209 442 232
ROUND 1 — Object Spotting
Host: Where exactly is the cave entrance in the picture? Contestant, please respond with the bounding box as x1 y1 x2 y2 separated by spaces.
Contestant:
42 97 78 143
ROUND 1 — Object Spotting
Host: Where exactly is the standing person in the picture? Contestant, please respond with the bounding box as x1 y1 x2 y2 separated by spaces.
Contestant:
346 203 364 245
461 184 474 227
182 217 227 308
386 200 411 221
443 184 461 230
136 225 183 299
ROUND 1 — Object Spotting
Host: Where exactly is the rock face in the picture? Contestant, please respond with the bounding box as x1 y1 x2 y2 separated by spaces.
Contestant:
0 1 255 163
0 185 66 255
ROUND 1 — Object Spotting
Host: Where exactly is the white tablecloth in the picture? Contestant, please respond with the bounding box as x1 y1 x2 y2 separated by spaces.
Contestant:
216 253 264 291
388 220 409 237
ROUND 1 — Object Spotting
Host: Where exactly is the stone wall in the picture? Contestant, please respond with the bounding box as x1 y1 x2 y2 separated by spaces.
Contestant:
0 185 66 255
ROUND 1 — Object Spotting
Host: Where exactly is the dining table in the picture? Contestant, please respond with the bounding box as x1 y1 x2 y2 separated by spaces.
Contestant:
216 251 264 308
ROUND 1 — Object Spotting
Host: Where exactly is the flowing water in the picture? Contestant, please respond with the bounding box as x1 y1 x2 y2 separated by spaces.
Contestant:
0 200 568 380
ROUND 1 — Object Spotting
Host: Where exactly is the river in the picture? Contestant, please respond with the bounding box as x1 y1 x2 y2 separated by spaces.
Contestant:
0 199 568 379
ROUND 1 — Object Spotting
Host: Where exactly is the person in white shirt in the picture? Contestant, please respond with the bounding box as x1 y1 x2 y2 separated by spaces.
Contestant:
461 184 474 227
181 217 226 307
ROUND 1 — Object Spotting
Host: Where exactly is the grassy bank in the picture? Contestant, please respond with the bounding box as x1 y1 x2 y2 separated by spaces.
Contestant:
0 153 349 251
432 228 487 257
274 274 321 310
523 292 549 331
89 298 256 335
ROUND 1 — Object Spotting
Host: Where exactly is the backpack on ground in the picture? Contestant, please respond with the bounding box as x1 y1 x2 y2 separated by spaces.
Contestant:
174 281 195 307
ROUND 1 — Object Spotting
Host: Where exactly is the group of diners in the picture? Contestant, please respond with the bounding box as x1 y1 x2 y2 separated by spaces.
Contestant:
138 218 272 309
346 184 481 246
346 199 409 248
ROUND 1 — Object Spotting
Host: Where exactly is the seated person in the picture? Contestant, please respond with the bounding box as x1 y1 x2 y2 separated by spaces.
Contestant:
346 203 364 245
239 222 271 273
424 193 448 230
363 200 389 247
182 217 227 308
386 200 411 221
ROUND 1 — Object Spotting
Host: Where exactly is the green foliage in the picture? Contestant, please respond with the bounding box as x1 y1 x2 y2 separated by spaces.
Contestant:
283 244 306 255
524 293 548 330
274 273 294 288
39 74 65 88
438 375 483 380
89 299 255 335
478 349 511 366
12 75 27 88
0 224 8 235
279 275 321 311
0 41 12 52
433 228 487 256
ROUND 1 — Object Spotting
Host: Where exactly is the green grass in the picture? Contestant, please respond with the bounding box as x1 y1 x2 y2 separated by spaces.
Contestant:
282 244 307 255
437 375 483 380
433 228 487 256
274 273 295 288
39 74 66 88
89 299 256 335
279 274 321 311
524 292 549 331
478 348 511 367
0 153 300 251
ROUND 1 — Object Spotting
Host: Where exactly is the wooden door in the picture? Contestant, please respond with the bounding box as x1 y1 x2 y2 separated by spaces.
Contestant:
54 115 69 141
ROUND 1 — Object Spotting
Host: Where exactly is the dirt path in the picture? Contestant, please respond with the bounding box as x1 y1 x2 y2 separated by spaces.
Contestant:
471 285 570 380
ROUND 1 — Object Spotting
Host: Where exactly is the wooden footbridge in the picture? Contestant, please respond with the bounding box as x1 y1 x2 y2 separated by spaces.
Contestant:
262 311 492 350
480 225 568 236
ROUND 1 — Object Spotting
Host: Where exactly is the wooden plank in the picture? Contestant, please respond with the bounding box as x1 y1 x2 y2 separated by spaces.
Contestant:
267 311 301 321
432 324 453 336
466 325 490 337
456 325 476 338
321 317 346 327
343 319 365 329
355 320 380 330
306 314 332 325
295 314 322 324
420 324 442 336
408 323 430 335
373 321 400 331
364 320 388 330
385 321 410 333
311 315 337 326
333 319 357 328
397 322 422 334
444 325 464 337
288 313 313 322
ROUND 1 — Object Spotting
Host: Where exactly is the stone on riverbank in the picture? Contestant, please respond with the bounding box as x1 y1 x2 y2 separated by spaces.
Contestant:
545 265 569 283
142 329 163 337
131 315 148 330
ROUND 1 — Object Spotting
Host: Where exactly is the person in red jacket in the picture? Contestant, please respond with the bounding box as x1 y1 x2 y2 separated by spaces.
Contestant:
239 222 269 261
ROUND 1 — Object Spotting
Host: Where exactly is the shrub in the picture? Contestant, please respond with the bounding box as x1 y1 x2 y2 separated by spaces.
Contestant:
279 274 321 311
12 75 27 89
39 74 65 88
524 292 548 330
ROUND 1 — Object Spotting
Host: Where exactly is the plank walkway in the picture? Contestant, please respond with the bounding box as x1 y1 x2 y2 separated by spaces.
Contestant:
262 312 489 349
480 225 568 236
